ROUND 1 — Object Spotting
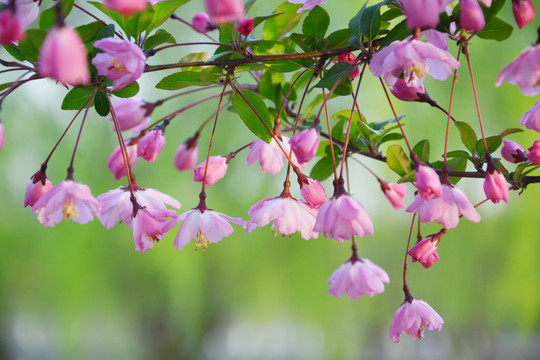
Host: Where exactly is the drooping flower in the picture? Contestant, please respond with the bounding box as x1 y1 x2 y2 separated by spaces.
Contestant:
24 178 53 208
110 95 150 132
460 0 486 32
288 0 328 14
38 25 90 86
512 0 536 29
421 29 450 51
31 179 101 226
92 38 146 90
138 128 165 162
527 140 540 164
205 0 244 24
299 177 326 208
496 45 540 96
370 39 460 88
104 0 148 17
501 140 527 163
406 184 481 229
0 9 24 44
131 208 178 252
390 298 444 343
483 161 509 204
192 12 215 33
107 143 138 180
415 164 442 201
193 156 229 186
175 137 198 171
337 52 360 80
380 181 408 210
247 195 319 240
328 257 389 300
390 79 426 102
237 18 254 36
174 208 246 250
290 127 320 164
0 0 39 30
407 232 445 269
247 135 305 175
518 101 540 132
400 0 453 29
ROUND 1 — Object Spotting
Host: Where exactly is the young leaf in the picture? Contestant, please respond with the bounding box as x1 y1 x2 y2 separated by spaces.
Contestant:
454 121 477 154
111 82 140 98
311 155 339 181
18 30 46 62
61 87 96 110
386 144 412 176
413 139 430 163
302 6 330 41
263 2 302 40
232 90 273 143
476 136 503 158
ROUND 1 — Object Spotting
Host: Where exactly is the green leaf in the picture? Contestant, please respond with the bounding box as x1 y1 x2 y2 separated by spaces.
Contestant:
245 0 257 14
4 46 25 61
18 29 46 62
147 0 190 32
302 6 330 41
379 19 410 48
94 90 110 116
61 87 95 110
349 0 389 41
476 136 503 158
447 157 468 184
386 144 412 176
253 13 283 29
380 7 403 22
155 71 220 90
290 33 316 52
327 28 353 49
246 40 303 72
378 132 403 144
176 52 208 71
499 127 524 138
259 71 285 100
314 62 354 91
482 0 506 24
413 139 430 163
372 114 405 130
263 2 302 40
454 121 477 153
232 90 273 143
0 82 13 92
88 2 129 38
143 29 175 51
446 150 473 159
477 17 513 42
311 156 339 181
126 6 155 38
111 82 139 98
40 0 74 30
76 21 106 44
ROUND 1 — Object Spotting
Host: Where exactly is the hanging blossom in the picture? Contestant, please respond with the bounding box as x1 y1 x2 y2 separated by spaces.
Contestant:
501 140 527 163
0 8 24 44
400 0 453 29
390 297 444 343
370 39 460 88
407 230 446 269
247 134 305 175
175 136 199 171
512 0 536 29
518 101 540 132
110 95 151 133
0 0 39 30
24 177 53 208
131 208 178 252
496 45 540 96
287 0 327 14
107 143 138 180
204 0 244 24
484 159 509 204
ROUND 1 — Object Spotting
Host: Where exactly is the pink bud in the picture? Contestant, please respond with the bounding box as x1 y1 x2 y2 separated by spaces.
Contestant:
300 177 327 208
175 138 198 171
501 140 526 163
192 12 214 33
415 164 442 200
205 0 244 24
237 18 254 36
400 0 452 29
104 0 147 17
290 127 320 164
513 0 535 29
24 178 53 208
193 156 229 186
527 140 540 164
381 181 408 210
484 164 509 204
0 123 4 152
137 129 166 162
407 236 440 269
107 143 138 180
390 79 425 102
38 25 90 86
110 95 150 133
460 0 486 32
337 52 359 80
0 9 23 44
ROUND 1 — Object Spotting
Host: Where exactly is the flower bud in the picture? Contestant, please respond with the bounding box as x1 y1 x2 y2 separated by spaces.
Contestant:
175 138 198 171
300 177 326 208
513 0 535 29
527 140 540 164
290 127 319 164
484 162 509 204
138 129 166 162
205 0 244 24
192 12 215 33
193 156 229 186
400 0 450 29
0 9 23 44
38 25 90 86
337 52 359 80
501 140 526 163
407 235 441 269
380 181 408 210
107 143 138 180
415 164 442 200
104 0 147 17
110 95 150 132
237 18 254 36
24 178 53 208
460 0 486 32
390 79 425 102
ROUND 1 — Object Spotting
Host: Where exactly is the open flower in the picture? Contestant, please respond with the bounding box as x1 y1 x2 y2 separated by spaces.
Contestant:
518 101 540 132
32 180 101 226
390 298 444 343
496 45 540 96
247 135 305 175
328 257 389 300
370 39 460 88
174 208 247 251
92 38 146 90
131 208 178 252
288 0 327 13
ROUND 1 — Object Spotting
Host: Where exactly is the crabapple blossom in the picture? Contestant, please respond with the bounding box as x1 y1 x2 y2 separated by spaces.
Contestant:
390 79 425 102
290 127 319 164
175 138 198 171
513 0 536 29
193 156 229 186
192 12 214 33
131 208 178 252
247 135 304 175
337 52 359 80
415 164 442 201
0 9 23 44
0 123 4 152
496 45 540 96
0 0 39 30
380 181 408 210
110 95 150 132
104 0 147 17
288 0 327 14
484 162 509 204
400 0 453 29
299 177 326 208
237 18 254 36
527 140 540 164
24 178 53 208
107 143 138 180
518 101 540 132
327 257 389 300
390 298 444 343
460 0 486 32
205 0 244 24
501 140 527 163
138 129 165 162
407 234 444 269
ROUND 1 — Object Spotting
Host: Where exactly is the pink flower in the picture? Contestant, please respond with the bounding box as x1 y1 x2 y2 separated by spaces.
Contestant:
193 156 229 186
31 180 101 226
0 9 23 44
38 25 90 86
328 258 389 300
24 178 53 208
110 95 150 132
400 0 453 29
370 40 460 88
175 137 198 171
390 298 444 343
0 0 39 29
484 162 509 204
131 208 178 252
0 123 4 152
107 143 138 180
299 177 326 208
407 235 442 269
496 45 540 96
247 135 305 175
174 208 246 250
390 79 425 102
290 127 320 163
501 140 526 163
527 140 540 164
287 0 327 13
192 12 214 33
421 29 450 50
92 38 146 90
247 196 319 240
314 193 373 242
337 52 360 80
519 101 540 132
406 184 481 229
104 0 147 17
237 18 254 36
205 0 244 24
460 0 486 32
415 164 442 201
380 181 408 210
97 187 180 229
137 129 165 162
513 0 535 29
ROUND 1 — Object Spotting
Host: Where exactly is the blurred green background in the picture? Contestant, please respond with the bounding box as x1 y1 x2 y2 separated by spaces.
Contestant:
1 1 540 359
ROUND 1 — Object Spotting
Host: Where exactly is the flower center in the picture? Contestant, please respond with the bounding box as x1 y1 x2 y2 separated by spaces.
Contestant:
107 58 125 73
415 320 430 339
195 232 212 251
403 63 427 84
63 197 79 220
